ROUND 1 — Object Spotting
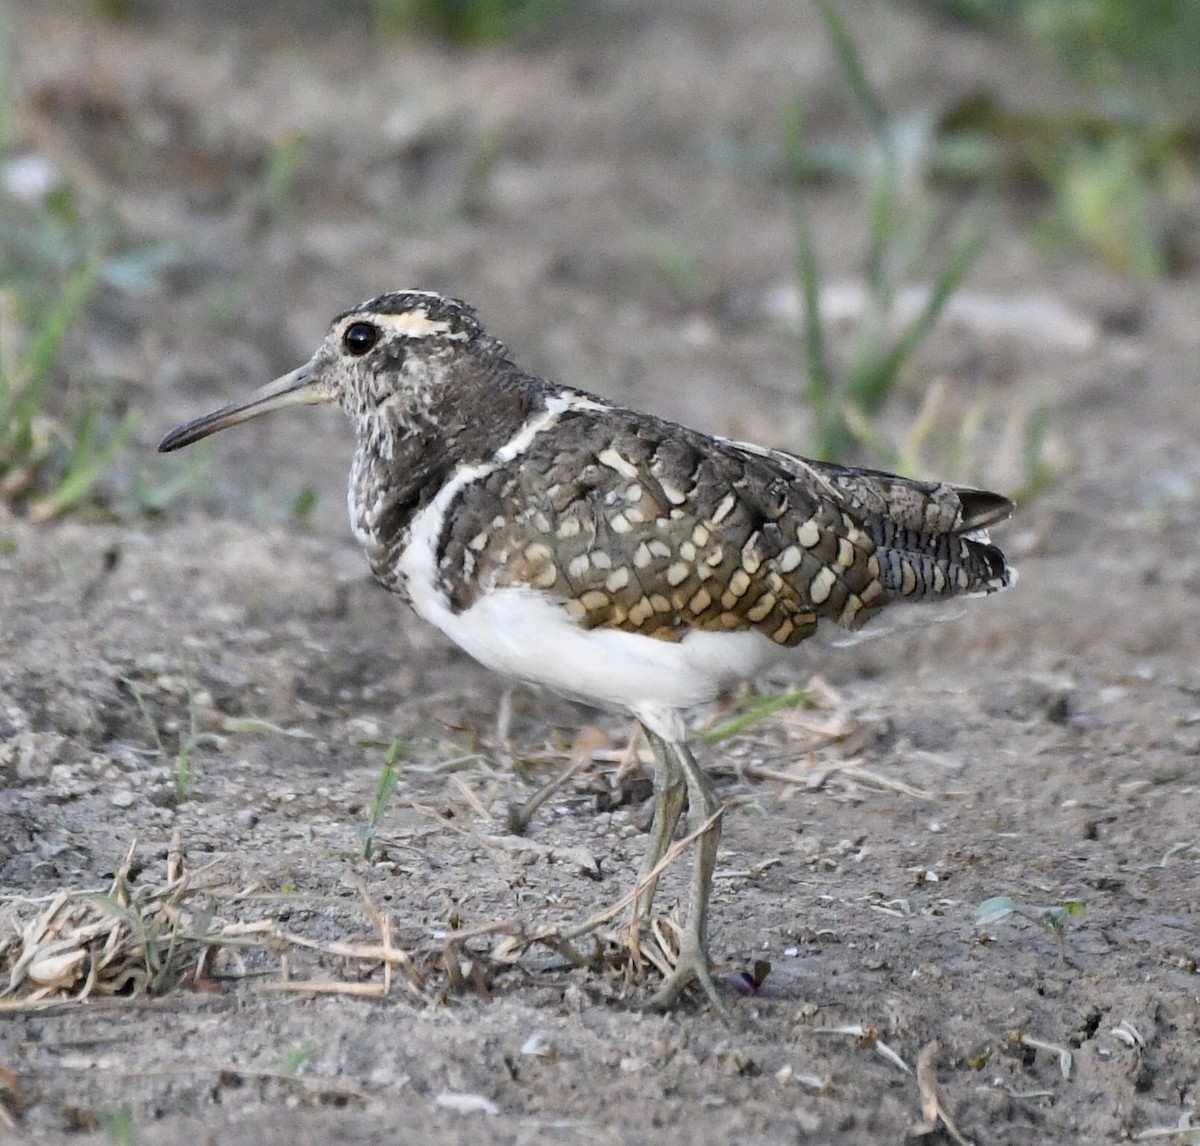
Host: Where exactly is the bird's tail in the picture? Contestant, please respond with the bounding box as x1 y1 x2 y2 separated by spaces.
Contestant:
808 461 1016 603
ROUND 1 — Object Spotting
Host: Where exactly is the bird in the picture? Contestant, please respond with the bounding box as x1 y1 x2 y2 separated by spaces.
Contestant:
159 289 1015 1014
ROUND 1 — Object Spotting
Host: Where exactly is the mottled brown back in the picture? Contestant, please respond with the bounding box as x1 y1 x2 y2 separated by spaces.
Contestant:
436 402 1013 647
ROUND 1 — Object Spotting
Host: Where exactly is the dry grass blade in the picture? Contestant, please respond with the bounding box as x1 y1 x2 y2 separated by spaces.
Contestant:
641 915 683 980
1017 1032 1074 1079
441 918 556 997
263 978 400 999
1133 1116 1200 1141
748 756 932 800
508 725 608 835
813 1024 912 1074
408 800 521 870
544 728 651 774
613 722 649 781
568 805 723 942
254 877 426 1000
911 1040 975 1146
450 773 496 820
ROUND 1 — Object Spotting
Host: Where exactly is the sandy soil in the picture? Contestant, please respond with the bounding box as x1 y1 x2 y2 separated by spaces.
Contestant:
1 1 1198 1142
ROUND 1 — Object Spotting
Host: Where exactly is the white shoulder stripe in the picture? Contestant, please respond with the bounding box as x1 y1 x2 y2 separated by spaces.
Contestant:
397 390 604 617
718 435 841 498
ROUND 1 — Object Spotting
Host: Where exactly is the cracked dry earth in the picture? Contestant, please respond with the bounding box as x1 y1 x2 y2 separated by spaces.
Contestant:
1 1 1198 1143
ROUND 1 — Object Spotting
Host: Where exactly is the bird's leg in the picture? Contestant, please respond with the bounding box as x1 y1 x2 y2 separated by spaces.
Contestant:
634 728 687 918
642 733 729 1018
549 727 686 954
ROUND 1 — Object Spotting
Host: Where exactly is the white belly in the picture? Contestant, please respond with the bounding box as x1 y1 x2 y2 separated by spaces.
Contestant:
432 584 785 715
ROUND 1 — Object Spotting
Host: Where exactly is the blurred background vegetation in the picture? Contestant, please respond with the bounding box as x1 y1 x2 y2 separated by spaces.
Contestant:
922 0 1200 279
2 0 1198 519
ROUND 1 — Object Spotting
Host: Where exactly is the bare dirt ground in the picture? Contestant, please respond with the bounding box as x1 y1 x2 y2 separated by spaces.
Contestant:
2 1 1198 1142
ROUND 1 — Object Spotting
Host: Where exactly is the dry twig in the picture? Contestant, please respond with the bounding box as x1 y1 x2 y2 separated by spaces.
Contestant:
911 1040 974 1146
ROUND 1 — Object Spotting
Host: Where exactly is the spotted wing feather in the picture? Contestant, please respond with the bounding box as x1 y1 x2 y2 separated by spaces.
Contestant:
436 399 1013 647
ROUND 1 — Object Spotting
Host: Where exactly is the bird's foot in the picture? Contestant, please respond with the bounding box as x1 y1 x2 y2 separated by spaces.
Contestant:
642 922 730 1022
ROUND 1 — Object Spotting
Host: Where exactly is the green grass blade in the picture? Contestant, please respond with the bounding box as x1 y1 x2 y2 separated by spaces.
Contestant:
856 227 987 412
816 0 887 140
121 677 167 759
797 223 845 462
787 88 844 461
702 688 810 744
7 265 97 451
32 409 137 520
14 263 96 384
864 162 900 307
359 740 403 859
797 222 827 407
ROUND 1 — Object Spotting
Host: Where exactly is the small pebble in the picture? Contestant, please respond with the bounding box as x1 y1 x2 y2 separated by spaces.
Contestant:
434 1093 498 1116
520 1033 551 1057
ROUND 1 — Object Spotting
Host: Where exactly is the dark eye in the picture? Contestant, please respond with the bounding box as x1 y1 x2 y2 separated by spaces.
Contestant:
342 321 378 356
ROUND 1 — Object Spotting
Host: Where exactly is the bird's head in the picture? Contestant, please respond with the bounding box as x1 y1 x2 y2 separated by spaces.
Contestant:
158 291 490 452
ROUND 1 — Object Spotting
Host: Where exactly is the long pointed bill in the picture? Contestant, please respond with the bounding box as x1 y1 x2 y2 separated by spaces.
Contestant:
157 363 326 452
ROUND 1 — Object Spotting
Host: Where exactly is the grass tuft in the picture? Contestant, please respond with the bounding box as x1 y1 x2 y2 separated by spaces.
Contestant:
920 0 1200 277
121 676 213 803
0 266 136 520
790 1 988 466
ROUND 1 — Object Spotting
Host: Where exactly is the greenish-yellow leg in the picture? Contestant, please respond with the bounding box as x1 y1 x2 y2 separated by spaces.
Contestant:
641 730 728 1017
634 730 687 917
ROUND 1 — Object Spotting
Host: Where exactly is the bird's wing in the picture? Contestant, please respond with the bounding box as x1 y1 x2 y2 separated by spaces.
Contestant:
435 399 1012 646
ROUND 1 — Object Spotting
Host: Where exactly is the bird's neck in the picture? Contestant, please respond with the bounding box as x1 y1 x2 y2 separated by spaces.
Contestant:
347 360 545 594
